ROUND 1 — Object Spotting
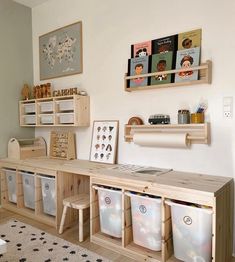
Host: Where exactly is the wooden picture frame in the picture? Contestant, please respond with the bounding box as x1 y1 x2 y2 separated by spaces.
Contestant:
39 21 83 80
90 120 119 164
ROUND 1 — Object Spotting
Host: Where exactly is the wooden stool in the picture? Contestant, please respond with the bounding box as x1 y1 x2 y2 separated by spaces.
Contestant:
59 194 90 242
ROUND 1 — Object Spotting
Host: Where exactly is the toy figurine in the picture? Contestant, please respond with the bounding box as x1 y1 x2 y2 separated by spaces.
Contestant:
21 84 30 100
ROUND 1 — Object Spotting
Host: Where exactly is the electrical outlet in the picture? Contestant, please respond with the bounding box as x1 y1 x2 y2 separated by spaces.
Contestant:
223 97 233 118
224 111 232 118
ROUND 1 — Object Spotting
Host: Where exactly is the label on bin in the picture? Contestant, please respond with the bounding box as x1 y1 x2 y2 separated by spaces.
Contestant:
25 178 29 185
45 183 50 190
139 205 147 214
105 196 111 205
183 216 192 225
8 176 12 181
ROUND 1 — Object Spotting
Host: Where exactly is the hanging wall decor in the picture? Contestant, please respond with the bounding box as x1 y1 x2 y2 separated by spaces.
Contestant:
39 21 83 80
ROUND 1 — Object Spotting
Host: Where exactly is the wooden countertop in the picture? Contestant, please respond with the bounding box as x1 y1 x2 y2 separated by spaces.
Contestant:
0 157 233 197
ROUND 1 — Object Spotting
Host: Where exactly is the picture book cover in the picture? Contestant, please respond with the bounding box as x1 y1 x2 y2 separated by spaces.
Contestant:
178 29 202 50
150 52 173 85
174 47 200 83
152 34 178 54
131 41 152 58
127 56 149 88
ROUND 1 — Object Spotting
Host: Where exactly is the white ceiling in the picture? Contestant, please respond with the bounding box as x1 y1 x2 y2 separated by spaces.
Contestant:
13 0 50 8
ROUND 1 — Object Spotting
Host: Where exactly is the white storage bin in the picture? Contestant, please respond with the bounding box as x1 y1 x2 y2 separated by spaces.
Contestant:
93 185 122 238
58 113 74 124
4 169 17 203
57 100 74 112
165 200 213 262
39 101 53 113
24 103 35 114
39 175 56 216
40 114 53 124
126 192 162 251
20 171 35 209
24 115 36 125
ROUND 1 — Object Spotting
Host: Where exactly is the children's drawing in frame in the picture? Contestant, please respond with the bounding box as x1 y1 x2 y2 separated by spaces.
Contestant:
90 120 119 164
39 21 83 80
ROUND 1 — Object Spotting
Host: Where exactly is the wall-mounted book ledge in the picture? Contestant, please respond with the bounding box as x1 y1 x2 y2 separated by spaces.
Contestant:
124 123 210 147
124 60 212 92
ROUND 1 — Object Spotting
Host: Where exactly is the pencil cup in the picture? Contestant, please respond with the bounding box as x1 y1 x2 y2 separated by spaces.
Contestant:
190 113 204 123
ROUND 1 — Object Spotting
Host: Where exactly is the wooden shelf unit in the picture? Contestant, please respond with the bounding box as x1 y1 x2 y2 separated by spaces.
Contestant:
125 60 212 92
90 175 233 262
19 94 90 127
125 123 210 145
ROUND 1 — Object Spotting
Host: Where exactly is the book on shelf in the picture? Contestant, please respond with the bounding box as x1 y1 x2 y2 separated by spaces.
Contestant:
152 34 178 54
178 29 201 50
150 52 174 85
174 47 201 83
127 56 150 88
131 40 152 58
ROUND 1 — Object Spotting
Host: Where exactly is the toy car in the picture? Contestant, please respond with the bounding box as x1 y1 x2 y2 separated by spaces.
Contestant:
148 114 170 125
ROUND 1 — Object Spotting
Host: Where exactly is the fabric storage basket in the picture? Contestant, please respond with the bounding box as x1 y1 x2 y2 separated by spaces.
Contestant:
39 101 53 113
39 175 56 216
24 115 36 125
4 168 17 203
165 200 213 262
58 113 74 124
93 185 122 238
24 103 35 114
20 171 35 209
126 192 162 251
40 115 53 124
57 100 74 112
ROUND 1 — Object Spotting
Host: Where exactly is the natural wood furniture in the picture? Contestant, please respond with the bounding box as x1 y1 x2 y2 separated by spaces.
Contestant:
0 157 233 262
19 94 90 127
59 194 90 242
125 123 210 145
125 60 212 92
0 239 7 254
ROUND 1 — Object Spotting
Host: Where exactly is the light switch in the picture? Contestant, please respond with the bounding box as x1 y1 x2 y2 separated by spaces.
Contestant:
223 97 233 118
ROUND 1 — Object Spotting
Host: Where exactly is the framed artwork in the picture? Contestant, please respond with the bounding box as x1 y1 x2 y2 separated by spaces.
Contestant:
39 21 83 80
90 120 119 164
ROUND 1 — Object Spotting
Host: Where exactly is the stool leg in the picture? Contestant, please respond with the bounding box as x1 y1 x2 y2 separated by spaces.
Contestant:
59 205 68 234
79 209 83 242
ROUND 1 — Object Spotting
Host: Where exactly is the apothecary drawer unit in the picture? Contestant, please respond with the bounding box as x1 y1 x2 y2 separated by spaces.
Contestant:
19 94 90 127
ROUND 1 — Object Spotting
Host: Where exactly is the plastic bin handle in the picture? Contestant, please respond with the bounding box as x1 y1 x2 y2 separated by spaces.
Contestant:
37 175 55 180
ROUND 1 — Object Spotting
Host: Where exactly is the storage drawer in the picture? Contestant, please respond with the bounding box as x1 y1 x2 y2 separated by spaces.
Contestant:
24 115 36 125
40 115 54 124
56 100 74 112
39 101 53 113
24 103 35 114
58 113 74 124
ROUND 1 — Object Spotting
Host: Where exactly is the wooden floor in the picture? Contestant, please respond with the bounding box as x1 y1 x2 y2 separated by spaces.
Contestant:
0 208 135 262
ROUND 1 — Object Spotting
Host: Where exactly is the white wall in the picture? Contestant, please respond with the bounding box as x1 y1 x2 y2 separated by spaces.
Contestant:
32 0 235 253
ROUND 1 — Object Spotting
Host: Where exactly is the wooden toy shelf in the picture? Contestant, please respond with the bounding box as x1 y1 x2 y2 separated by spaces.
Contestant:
19 94 90 127
125 123 210 145
124 60 212 92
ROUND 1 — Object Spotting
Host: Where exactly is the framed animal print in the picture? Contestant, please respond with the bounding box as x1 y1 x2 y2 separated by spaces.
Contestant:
90 120 119 164
39 21 83 80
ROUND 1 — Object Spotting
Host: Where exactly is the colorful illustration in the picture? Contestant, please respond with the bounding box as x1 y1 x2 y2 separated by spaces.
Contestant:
152 34 178 54
131 40 152 58
178 29 201 50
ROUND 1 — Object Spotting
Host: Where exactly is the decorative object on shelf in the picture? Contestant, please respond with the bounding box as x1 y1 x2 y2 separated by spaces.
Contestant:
49 131 76 160
127 116 144 125
8 137 46 160
90 120 119 164
39 21 83 80
21 84 30 100
33 83 52 99
148 114 170 125
53 87 78 97
178 110 190 124
191 113 204 123
125 123 210 146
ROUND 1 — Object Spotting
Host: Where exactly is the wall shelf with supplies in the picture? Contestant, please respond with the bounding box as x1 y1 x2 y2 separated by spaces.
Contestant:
124 60 212 92
124 123 210 146
19 94 90 127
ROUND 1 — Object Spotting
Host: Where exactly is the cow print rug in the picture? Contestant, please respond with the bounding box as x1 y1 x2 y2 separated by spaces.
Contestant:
0 220 111 262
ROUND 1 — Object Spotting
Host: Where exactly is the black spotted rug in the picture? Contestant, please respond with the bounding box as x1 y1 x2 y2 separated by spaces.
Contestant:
0 220 111 262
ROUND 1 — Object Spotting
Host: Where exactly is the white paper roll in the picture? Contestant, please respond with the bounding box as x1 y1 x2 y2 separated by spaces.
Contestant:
133 132 189 148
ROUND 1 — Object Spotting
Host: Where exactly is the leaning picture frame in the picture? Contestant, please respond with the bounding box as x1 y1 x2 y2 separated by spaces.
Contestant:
39 21 83 80
90 120 119 164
